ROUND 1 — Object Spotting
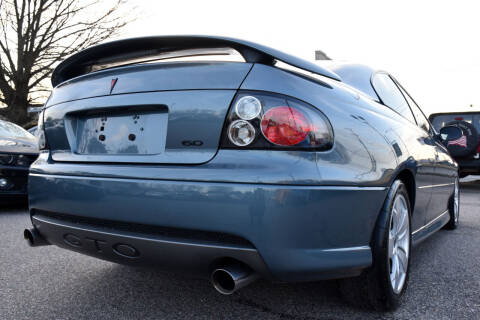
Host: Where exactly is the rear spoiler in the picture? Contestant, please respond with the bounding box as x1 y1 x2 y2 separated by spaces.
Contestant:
51 35 342 86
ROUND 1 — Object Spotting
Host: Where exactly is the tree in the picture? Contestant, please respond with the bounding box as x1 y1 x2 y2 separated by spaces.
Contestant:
0 0 131 126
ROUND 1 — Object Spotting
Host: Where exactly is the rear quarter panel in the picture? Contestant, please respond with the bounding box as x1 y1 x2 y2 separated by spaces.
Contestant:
241 64 440 231
242 64 404 186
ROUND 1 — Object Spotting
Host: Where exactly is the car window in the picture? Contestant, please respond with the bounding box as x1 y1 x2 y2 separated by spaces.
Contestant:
429 114 476 132
475 114 480 132
395 82 431 133
371 73 416 123
0 120 32 139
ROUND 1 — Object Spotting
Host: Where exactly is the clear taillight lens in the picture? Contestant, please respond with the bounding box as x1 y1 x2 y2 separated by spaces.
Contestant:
235 96 262 120
221 91 333 150
37 110 48 150
228 120 256 146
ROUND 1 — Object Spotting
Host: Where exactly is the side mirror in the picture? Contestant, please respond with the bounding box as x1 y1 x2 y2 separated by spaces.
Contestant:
438 126 463 142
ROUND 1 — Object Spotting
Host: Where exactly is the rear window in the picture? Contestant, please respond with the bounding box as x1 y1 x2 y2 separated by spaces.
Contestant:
89 47 245 73
430 113 480 132
371 73 416 123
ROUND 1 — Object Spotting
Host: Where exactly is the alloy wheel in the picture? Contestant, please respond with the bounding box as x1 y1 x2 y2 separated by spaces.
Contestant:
388 194 410 294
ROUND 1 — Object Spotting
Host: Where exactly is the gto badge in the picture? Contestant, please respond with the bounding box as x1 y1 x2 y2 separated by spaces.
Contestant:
63 233 139 259
182 140 204 146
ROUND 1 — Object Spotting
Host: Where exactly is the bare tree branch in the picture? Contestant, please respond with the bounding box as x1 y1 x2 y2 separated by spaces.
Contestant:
0 0 132 125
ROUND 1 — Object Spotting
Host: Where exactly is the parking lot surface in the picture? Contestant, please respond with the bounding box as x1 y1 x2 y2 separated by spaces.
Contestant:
1 178 479 319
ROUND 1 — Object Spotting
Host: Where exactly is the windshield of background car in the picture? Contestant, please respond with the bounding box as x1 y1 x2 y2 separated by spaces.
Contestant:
0 120 34 139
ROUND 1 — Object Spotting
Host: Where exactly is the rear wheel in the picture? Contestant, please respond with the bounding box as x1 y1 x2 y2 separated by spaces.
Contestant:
339 180 411 311
444 177 459 230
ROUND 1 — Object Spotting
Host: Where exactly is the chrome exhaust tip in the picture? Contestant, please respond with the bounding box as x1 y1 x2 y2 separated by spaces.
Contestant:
211 263 259 295
23 228 50 247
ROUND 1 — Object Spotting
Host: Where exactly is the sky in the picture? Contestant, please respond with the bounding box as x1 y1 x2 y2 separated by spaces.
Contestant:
114 0 480 116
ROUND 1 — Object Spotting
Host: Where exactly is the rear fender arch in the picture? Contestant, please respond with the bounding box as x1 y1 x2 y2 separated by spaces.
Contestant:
369 166 415 248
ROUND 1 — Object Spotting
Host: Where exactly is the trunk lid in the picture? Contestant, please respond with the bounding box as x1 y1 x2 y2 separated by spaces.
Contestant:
43 62 252 164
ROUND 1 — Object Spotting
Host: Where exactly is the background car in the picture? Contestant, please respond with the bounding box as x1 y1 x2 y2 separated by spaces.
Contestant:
0 120 38 203
24 36 458 311
27 126 38 137
429 112 480 177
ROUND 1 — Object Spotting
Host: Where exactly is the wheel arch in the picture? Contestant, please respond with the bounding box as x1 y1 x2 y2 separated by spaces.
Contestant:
395 169 416 215
368 168 416 266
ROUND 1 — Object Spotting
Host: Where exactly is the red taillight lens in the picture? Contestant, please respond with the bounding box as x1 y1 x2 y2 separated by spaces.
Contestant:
477 142 480 153
261 106 310 146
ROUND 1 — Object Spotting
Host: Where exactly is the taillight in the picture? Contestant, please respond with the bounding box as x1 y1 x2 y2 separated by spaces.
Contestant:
221 91 333 151
477 142 480 153
37 110 48 150
261 106 310 146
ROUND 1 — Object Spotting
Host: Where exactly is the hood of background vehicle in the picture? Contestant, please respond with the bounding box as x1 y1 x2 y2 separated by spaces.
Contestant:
0 136 38 154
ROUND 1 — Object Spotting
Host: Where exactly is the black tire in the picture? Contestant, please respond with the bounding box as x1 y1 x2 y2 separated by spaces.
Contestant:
444 177 460 230
339 180 412 311
444 120 478 158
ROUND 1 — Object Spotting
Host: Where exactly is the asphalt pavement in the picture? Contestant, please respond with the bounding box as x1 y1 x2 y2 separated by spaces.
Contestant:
1 178 479 319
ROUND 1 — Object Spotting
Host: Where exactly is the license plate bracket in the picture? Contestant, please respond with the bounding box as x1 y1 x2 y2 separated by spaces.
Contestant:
71 110 168 155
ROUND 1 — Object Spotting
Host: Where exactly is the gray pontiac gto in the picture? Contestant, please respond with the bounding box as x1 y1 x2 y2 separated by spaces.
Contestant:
24 36 459 311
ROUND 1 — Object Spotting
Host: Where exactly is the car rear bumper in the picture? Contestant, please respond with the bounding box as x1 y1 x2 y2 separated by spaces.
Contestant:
31 212 270 277
28 173 387 282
